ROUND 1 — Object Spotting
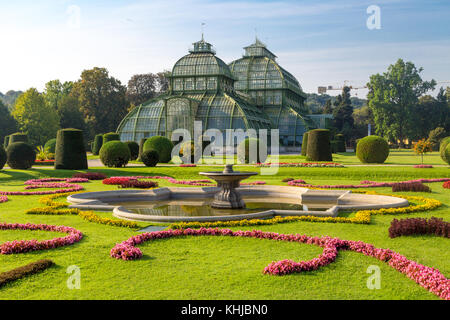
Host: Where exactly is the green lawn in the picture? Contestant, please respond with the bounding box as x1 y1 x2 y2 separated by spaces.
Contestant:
0 162 448 300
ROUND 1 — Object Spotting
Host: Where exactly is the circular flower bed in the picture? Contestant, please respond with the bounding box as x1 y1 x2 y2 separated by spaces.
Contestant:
0 222 83 254
287 178 450 189
110 228 450 300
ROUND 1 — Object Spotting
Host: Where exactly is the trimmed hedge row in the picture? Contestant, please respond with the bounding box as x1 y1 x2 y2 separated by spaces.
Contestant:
54 129 88 170
9 133 28 144
0 148 6 170
301 132 309 156
0 259 54 288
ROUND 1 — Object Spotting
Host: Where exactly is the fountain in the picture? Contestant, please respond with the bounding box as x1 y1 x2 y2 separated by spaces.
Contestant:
199 164 257 209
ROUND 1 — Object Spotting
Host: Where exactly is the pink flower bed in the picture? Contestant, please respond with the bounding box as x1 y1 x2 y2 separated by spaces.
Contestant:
105 176 266 187
72 172 107 180
443 181 450 189
0 178 86 196
24 178 89 185
288 178 450 189
258 162 344 168
0 222 83 254
110 228 450 300
413 165 433 168
179 164 197 167
0 196 8 203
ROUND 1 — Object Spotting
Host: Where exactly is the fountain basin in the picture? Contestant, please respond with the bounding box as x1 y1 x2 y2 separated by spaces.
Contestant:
67 185 409 223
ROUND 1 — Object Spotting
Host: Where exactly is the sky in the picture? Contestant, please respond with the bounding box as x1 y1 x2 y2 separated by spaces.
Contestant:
0 0 449 97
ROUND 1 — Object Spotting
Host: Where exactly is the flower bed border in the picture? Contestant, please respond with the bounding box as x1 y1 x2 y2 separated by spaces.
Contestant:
0 222 83 254
110 228 450 300
287 178 450 189
0 259 54 288
389 217 449 238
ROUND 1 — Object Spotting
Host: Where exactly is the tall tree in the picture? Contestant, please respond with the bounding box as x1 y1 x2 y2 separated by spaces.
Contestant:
322 99 333 114
72 67 127 139
12 88 60 146
332 86 354 141
126 71 170 108
0 100 17 143
367 59 436 146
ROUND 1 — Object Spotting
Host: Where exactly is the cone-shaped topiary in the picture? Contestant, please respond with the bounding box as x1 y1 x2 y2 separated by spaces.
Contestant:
138 138 148 161
3 136 10 150
125 141 139 161
306 129 333 161
301 132 309 156
440 137 450 163
99 141 130 167
237 138 268 164
54 129 88 170
92 134 103 156
9 133 28 144
442 143 450 165
103 132 120 145
0 147 6 170
143 136 173 163
44 138 56 154
356 135 389 164
6 142 36 169
141 149 159 167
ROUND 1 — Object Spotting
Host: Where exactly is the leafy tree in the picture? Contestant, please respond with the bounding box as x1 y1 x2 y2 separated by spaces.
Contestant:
367 59 436 147
322 99 333 114
72 67 127 139
0 90 23 110
12 88 60 146
353 106 374 139
332 86 354 142
412 138 433 164
126 71 170 109
428 127 447 151
0 100 17 142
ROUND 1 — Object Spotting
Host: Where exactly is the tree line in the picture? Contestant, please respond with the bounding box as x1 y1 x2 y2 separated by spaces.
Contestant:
0 68 169 147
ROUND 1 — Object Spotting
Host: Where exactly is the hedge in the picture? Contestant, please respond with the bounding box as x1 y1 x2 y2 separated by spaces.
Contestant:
237 138 267 164
141 149 159 167
301 132 309 156
306 129 332 161
6 142 36 169
442 143 450 165
335 134 346 152
99 141 130 167
3 136 10 150
9 133 28 144
440 137 450 164
125 141 139 161
143 136 173 163
0 147 6 170
138 138 148 161
54 129 88 170
103 132 120 145
92 134 103 156
356 135 389 164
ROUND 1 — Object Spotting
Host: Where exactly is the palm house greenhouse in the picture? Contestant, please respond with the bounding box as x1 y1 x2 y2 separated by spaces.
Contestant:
117 37 330 150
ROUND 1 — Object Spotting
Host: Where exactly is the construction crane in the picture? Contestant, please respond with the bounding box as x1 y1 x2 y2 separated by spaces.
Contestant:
318 80 367 95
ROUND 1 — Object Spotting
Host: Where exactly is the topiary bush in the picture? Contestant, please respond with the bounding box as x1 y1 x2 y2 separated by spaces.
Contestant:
124 141 140 161
301 132 309 156
141 149 159 167
99 141 130 168
9 133 28 144
440 136 450 163
335 134 346 152
103 132 120 145
54 129 88 170
442 143 450 165
44 138 57 154
143 136 174 163
237 138 268 164
92 134 103 156
306 129 332 161
356 135 389 164
138 138 148 161
6 142 36 169
0 147 6 170
3 136 10 150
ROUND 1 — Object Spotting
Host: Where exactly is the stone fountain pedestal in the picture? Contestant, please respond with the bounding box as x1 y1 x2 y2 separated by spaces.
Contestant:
199 164 257 209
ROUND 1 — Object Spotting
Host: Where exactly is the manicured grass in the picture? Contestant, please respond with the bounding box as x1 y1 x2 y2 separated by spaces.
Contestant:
0 163 448 299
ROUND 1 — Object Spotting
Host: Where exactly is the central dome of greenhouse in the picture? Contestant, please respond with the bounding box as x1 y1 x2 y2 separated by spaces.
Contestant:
117 37 329 150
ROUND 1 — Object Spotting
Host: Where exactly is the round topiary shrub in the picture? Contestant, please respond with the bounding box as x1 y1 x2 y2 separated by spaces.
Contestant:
9 133 28 144
3 136 10 150
306 129 333 161
103 133 120 145
301 132 309 156
99 141 130 168
141 149 159 167
6 142 36 169
125 141 139 161
237 138 268 164
0 147 6 170
54 129 88 170
356 135 389 164
143 136 174 163
442 143 450 165
44 138 57 154
92 134 103 156
440 137 450 163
